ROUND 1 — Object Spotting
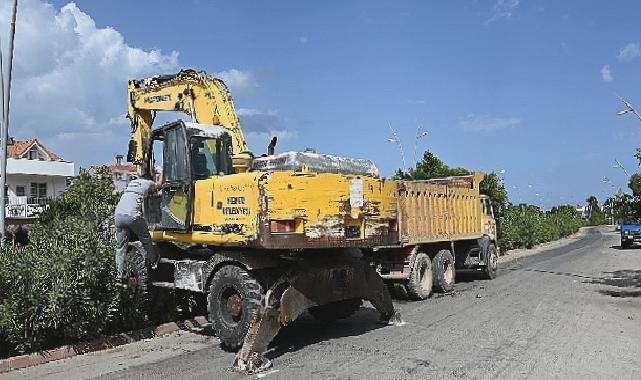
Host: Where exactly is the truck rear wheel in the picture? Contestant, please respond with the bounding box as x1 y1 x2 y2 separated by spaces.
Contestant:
309 298 363 322
432 249 455 293
406 253 433 300
482 244 498 280
208 265 264 350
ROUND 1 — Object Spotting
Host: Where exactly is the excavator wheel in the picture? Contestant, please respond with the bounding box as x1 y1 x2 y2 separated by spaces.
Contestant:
208 265 264 350
309 298 363 323
123 242 151 317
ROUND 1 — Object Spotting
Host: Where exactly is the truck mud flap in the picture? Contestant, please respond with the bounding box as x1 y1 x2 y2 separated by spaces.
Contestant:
232 259 399 374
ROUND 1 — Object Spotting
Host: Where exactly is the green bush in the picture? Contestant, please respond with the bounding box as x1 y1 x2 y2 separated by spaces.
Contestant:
0 169 147 356
498 204 584 251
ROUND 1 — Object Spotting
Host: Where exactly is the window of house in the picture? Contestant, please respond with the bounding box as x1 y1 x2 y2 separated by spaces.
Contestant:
27 147 44 160
15 186 25 197
30 183 47 198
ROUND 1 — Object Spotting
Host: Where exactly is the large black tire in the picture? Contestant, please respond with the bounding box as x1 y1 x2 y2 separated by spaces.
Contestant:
621 240 632 249
482 244 498 280
309 298 363 322
208 265 263 350
123 242 151 317
406 253 433 300
432 249 455 293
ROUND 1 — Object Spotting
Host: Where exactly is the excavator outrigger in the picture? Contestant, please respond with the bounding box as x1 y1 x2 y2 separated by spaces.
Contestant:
123 70 400 373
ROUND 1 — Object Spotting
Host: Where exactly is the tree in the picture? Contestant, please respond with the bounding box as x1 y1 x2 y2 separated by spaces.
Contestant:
399 150 469 180
629 173 641 197
585 195 599 218
479 172 508 216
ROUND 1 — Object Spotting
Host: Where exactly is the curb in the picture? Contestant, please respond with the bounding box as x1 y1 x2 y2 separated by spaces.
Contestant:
0 315 209 374
498 226 590 264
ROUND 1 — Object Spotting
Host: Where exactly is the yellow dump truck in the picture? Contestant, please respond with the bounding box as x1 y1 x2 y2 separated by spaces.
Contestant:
122 69 497 373
369 173 498 300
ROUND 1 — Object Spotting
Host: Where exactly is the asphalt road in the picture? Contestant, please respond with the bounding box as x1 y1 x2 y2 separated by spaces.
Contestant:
5 226 641 380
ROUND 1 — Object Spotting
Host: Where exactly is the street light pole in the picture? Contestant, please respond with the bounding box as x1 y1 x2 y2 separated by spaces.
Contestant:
613 159 630 178
387 123 406 172
0 0 18 244
616 94 641 124
412 123 428 168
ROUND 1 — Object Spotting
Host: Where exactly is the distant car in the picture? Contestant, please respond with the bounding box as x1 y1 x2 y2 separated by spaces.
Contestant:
620 217 641 249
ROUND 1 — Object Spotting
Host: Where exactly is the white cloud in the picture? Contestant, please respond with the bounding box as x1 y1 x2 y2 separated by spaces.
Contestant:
485 0 521 26
0 0 180 165
215 69 258 96
237 108 295 152
601 64 613 82
298 36 309 44
618 42 641 61
459 114 521 132
0 1 258 167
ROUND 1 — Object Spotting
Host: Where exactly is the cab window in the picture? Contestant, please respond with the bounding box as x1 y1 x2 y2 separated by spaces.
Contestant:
484 199 494 217
190 137 232 179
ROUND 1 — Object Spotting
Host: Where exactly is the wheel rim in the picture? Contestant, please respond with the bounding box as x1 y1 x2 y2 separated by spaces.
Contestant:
420 262 432 291
220 287 243 325
444 259 454 284
127 275 139 292
489 250 498 271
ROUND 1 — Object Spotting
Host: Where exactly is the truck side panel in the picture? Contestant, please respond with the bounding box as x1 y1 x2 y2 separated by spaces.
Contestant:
398 173 484 244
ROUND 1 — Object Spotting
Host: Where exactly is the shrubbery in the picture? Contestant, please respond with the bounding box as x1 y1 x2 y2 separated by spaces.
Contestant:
0 169 146 356
498 204 584 251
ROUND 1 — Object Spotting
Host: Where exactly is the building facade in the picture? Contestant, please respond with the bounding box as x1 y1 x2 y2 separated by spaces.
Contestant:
5 139 75 220
91 154 138 193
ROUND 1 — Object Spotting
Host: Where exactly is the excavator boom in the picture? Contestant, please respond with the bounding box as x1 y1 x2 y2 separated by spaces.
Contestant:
127 69 248 173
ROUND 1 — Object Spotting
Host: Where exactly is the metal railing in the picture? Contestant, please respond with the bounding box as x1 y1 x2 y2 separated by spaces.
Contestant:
4 196 53 219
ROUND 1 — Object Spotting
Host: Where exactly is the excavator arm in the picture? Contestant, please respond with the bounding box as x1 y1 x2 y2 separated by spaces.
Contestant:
127 69 248 174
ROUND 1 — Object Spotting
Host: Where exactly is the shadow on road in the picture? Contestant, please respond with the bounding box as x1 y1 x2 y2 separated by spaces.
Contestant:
609 245 641 250
585 269 641 298
455 269 488 283
264 307 386 360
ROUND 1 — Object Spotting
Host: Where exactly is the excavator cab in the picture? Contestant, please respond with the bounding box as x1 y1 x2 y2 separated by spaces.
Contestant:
146 120 233 231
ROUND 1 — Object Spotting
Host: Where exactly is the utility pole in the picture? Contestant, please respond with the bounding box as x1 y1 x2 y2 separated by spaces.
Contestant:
0 0 19 244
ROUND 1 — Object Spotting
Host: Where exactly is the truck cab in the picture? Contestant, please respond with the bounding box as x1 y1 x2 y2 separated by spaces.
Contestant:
480 195 497 242
620 215 641 249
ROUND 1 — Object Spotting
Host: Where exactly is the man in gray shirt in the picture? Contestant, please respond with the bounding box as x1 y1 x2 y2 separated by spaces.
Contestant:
115 174 162 278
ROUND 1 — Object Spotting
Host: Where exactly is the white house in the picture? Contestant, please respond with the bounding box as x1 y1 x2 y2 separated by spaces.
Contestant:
90 154 138 193
5 139 75 219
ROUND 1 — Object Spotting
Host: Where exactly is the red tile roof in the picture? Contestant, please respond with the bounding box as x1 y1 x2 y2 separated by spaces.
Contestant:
105 164 137 173
7 139 62 161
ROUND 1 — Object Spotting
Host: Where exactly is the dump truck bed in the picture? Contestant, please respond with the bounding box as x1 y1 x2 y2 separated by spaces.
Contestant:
397 173 484 245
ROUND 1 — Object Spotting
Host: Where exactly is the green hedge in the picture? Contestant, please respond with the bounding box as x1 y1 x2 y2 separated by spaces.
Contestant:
498 204 584 251
0 170 147 356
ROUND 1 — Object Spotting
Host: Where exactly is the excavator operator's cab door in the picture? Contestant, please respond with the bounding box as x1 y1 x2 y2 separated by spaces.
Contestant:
158 122 193 231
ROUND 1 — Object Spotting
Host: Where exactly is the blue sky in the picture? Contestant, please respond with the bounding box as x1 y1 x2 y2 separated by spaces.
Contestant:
4 0 641 208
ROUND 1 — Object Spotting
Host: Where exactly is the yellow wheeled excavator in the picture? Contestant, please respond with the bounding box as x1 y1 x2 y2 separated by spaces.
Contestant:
124 69 399 373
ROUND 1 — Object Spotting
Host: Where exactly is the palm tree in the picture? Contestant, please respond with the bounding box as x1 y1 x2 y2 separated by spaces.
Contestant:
586 196 599 219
